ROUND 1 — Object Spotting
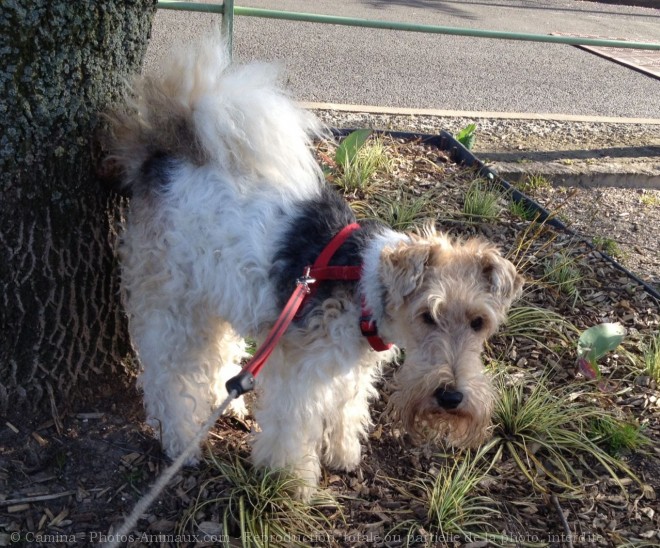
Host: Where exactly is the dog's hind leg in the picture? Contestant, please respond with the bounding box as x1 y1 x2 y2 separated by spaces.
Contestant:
209 321 249 419
131 308 208 462
133 309 244 463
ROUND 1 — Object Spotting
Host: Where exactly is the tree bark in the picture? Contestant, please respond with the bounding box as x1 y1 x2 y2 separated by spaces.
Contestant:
0 1 156 420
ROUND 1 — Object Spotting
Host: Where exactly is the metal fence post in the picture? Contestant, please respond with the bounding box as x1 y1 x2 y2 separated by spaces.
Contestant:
221 0 235 60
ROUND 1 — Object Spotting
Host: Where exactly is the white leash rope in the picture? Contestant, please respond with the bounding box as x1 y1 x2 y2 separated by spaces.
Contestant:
104 390 238 548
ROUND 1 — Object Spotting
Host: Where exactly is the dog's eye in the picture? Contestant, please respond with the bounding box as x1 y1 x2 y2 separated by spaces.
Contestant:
470 316 484 332
421 312 436 326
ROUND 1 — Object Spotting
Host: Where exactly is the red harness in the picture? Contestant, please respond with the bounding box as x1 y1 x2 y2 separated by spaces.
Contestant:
225 223 392 397
306 223 392 352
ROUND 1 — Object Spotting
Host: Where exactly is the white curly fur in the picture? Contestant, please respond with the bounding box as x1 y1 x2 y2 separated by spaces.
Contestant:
113 36 397 493
111 34 522 501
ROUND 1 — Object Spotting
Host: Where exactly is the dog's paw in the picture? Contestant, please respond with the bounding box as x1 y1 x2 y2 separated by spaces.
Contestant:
226 396 248 420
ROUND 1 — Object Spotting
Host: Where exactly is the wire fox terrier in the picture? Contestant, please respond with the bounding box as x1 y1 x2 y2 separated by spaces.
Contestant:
107 37 523 499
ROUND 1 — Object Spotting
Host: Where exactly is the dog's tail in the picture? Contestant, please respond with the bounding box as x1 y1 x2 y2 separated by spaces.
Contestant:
105 34 324 197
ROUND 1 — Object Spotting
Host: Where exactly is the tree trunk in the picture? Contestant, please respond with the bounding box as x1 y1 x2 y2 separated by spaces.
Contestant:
0 1 156 421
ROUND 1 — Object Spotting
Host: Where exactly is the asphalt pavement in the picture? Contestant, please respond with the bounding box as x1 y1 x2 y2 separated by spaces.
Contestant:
145 0 660 119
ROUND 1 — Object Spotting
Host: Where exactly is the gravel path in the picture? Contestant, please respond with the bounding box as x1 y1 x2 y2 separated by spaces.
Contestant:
316 110 660 292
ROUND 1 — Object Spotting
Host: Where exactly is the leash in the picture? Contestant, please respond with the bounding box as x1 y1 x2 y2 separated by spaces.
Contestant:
225 266 317 396
106 271 317 547
108 223 391 544
105 275 314 547
104 391 237 547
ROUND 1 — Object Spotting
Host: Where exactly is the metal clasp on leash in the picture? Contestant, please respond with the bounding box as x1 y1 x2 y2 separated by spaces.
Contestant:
225 265 318 398
296 266 316 293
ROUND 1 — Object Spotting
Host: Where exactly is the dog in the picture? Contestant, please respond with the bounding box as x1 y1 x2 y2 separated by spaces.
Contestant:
107 36 523 500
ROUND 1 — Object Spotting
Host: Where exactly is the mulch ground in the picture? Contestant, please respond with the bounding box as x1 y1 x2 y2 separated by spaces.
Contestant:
1 134 658 547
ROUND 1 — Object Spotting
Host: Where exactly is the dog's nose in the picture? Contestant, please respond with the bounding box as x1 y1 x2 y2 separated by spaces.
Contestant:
434 388 463 409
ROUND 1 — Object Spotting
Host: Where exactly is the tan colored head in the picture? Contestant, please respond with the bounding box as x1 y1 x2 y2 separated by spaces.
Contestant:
380 225 524 447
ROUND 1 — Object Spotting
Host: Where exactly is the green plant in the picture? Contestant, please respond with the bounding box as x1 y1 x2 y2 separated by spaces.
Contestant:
519 173 551 192
498 305 578 353
124 467 146 495
556 212 571 225
392 451 502 545
592 236 622 258
543 252 582 299
333 131 391 193
179 455 337 547
462 179 501 221
455 123 477 150
642 332 660 382
245 337 258 357
576 322 626 380
508 200 538 221
640 193 659 207
368 191 434 230
588 416 650 456
506 204 564 270
492 375 638 493
54 450 68 477
334 129 372 168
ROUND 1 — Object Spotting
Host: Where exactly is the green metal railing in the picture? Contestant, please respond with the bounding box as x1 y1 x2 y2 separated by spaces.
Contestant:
157 0 660 56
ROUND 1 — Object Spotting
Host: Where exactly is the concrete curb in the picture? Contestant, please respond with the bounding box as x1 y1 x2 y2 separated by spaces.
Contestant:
489 160 660 190
301 102 660 125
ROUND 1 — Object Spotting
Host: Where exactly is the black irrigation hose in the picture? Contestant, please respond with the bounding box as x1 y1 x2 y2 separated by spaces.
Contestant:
330 127 660 306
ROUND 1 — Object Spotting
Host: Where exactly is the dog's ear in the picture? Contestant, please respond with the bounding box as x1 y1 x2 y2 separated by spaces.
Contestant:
380 242 433 308
481 250 524 306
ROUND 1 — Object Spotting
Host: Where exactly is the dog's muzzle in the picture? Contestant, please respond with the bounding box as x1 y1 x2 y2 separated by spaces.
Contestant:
433 388 463 410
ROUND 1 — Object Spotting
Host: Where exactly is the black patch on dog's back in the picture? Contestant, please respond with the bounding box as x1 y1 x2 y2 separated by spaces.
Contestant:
139 150 178 194
270 186 384 319
105 150 178 197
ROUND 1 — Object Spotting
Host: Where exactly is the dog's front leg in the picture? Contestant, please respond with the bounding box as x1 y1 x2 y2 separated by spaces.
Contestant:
250 350 324 501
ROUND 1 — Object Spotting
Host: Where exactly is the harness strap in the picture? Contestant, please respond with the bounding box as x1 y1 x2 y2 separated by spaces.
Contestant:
312 223 362 269
226 270 315 396
360 298 394 352
302 223 361 303
225 223 392 397
308 265 361 281
305 223 392 353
